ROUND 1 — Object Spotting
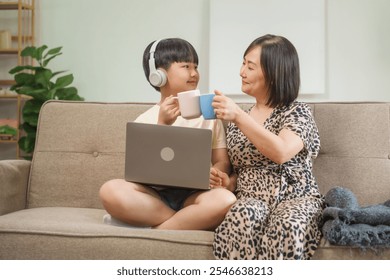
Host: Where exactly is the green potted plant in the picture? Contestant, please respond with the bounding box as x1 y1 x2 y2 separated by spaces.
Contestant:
0 125 17 140
9 45 84 159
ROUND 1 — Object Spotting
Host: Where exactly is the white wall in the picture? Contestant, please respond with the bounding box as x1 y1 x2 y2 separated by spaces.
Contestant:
38 0 210 103
210 0 326 97
323 0 390 102
36 0 390 103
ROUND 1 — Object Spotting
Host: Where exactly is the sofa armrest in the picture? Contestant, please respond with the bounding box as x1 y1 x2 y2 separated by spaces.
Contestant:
0 160 31 215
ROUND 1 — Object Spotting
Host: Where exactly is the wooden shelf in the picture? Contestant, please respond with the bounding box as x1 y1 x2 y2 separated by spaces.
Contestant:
11 35 33 41
0 0 34 159
0 137 18 143
0 94 17 99
0 2 19 10
0 49 18 54
0 79 16 86
0 93 30 99
0 94 18 99
0 1 34 10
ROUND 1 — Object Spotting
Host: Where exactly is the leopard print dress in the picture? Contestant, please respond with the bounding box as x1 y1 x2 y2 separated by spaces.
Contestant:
213 101 325 260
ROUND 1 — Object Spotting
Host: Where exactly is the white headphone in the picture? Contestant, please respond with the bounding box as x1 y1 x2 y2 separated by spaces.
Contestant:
148 39 167 87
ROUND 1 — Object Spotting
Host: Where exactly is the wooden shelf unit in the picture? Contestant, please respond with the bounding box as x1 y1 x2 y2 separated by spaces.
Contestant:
0 0 35 158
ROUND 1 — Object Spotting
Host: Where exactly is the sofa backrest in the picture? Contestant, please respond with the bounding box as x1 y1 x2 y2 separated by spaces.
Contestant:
311 103 389 206
27 101 153 209
27 101 390 209
239 102 390 206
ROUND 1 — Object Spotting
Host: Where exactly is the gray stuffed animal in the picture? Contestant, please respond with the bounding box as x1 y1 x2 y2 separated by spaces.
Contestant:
322 186 390 248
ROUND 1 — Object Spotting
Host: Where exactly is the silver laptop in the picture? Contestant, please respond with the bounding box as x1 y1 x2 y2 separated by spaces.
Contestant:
125 122 212 190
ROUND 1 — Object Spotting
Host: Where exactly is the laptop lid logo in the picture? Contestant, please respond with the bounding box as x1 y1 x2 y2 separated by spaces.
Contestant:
160 147 175 162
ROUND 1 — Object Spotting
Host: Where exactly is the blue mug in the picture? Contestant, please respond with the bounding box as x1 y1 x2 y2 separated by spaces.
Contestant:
200 93 216 119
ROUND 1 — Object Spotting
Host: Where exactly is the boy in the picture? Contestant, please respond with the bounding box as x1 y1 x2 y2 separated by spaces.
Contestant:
99 38 235 230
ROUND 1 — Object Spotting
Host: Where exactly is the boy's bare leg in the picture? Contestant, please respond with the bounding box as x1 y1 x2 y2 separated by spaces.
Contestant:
99 179 175 227
153 188 236 230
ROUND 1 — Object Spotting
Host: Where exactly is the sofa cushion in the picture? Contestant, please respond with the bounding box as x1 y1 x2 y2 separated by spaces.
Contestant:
0 207 215 259
1 207 389 260
28 101 153 209
312 238 390 260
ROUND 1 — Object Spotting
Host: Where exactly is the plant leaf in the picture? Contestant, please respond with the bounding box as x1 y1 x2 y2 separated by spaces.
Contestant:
36 45 48 61
55 87 83 100
54 74 74 89
42 52 62 67
14 85 34 95
23 112 39 127
0 125 17 136
21 122 36 134
48 88 57 99
44 46 62 57
35 69 53 88
21 46 37 58
20 88 49 101
18 135 35 154
22 99 44 115
52 70 67 78
9 65 37 75
22 99 45 126
14 72 35 86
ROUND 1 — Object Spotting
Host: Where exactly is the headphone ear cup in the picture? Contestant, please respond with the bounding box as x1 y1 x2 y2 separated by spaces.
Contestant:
149 68 167 87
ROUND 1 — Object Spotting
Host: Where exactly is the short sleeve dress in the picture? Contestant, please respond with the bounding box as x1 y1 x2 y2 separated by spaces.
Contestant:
213 101 325 260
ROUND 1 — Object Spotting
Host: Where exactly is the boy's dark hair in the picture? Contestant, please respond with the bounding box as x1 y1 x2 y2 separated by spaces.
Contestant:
143 38 199 91
244 34 300 108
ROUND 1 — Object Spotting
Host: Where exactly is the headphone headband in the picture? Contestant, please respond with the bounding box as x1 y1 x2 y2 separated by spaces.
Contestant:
148 39 167 87
148 39 160 74
150 39 160 54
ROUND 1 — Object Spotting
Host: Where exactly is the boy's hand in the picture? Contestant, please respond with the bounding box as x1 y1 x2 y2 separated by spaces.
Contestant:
158 96 180 125
209 167 230 189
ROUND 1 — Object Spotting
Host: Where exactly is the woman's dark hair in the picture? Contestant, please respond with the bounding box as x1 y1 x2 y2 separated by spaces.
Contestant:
143 38 199 91
244 34 300 107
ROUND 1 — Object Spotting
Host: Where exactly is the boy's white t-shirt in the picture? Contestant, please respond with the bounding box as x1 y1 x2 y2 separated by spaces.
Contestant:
135 104 226 149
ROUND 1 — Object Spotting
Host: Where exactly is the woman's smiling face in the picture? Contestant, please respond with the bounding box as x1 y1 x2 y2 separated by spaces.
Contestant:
239 46 267 98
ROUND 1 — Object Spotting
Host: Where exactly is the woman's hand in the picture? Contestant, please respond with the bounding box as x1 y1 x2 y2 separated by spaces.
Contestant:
158 95 181 125
212 90 242 122
209 167 230 189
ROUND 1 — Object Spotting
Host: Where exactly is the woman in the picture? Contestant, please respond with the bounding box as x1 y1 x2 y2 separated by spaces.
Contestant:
212 34 324 259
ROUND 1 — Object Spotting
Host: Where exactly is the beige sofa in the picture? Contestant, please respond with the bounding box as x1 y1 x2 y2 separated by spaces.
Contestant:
0 100 389 260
